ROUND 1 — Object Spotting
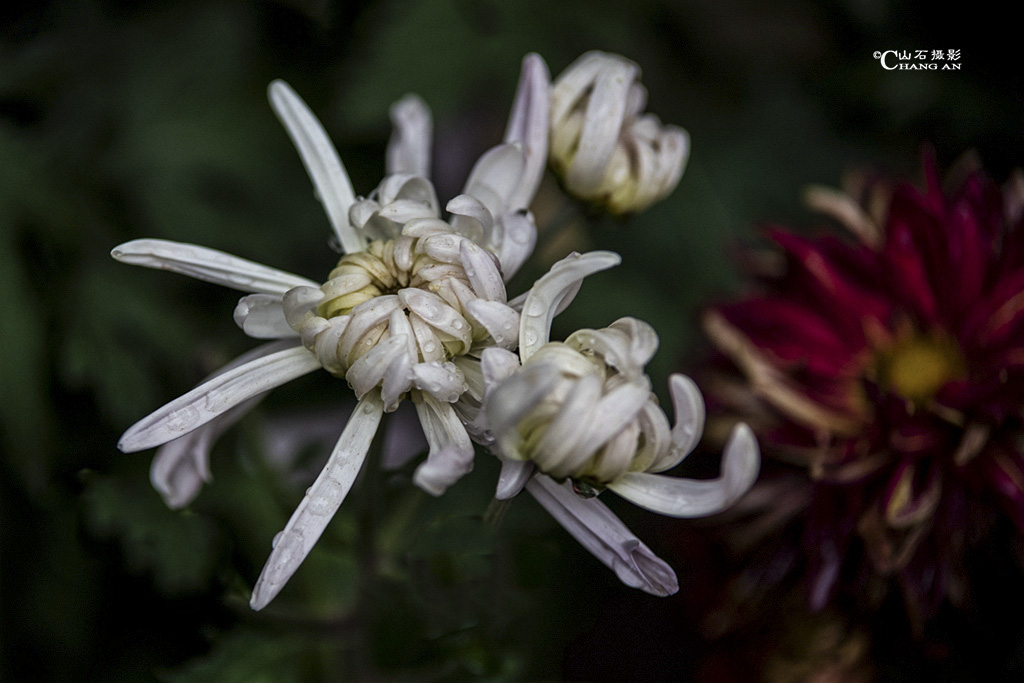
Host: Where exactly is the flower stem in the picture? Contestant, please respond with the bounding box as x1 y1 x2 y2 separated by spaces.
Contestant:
483 496 513 528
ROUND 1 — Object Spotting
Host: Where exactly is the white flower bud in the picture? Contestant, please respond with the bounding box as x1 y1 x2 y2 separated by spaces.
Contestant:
550 51 690 214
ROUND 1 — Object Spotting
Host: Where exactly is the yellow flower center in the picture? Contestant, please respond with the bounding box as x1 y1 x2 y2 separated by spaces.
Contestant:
876 333 966 404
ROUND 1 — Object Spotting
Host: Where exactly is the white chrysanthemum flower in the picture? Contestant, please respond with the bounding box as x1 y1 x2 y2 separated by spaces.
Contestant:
113 54 551 610
550 51 689 214
472 253 759 594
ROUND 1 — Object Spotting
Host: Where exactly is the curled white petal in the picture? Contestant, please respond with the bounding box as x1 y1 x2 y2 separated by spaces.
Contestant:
494 210 537 282
250 393 384 610
268 80 363 255
519 251 621 361
463 143 525 221
412 361 466 403
118 346 322 453
459 240 506 303
479 347 521 395
485 362 560 459
495 458 534 500
652 373 706 472
386 94 432 178
568 57 638 194
111 239 318 295
412 395 475 496
234 294 297 339
526 475 678 596
346 334 410 399
607 423 760 518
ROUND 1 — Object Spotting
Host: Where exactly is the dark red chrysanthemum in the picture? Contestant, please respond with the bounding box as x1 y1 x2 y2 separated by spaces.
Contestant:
704 152 1024 627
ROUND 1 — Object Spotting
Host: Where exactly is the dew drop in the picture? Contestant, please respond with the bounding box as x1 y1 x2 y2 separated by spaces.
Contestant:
503 321 514 330
453 320 464 330
362 402 376 413
524 331 538 346
423 341 436 353
272 531 284 548
526 300 545 316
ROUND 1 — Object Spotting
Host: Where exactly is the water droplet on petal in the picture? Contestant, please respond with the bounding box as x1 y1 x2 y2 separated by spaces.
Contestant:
272 531 284 548
453 320 464 330
526 300 545 316
423 342 436 353
524 331 538 346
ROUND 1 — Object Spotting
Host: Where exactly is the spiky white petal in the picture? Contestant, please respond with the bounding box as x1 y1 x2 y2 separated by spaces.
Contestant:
111 239 318 295
526 475 678 596
250 393 385 610
118 345 322 453
268 80 363 255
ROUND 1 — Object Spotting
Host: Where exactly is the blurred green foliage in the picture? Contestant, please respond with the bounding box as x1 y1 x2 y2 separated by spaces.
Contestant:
1 0 1021 681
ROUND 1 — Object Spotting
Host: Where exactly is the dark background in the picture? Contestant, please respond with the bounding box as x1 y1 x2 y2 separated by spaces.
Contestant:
2 1 1021 680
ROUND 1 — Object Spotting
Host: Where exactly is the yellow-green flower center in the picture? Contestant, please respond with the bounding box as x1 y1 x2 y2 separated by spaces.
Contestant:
876 333 966 404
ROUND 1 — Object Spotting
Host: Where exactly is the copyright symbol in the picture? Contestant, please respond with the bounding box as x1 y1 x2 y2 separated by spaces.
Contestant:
873 51 881 59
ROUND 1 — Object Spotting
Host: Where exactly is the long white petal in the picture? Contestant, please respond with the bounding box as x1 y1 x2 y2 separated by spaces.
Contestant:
234 294 297 339
268 80 364 255
519 251 621 361
111 239 318 295
119 346 322 452
526 475 678 596
608 423 760 518
412 395 475 496
503 53 551 210
250 394 384 610
150 340 299 508
386 94 432 178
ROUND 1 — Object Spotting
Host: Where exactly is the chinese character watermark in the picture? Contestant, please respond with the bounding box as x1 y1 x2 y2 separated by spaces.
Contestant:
872 49 962 71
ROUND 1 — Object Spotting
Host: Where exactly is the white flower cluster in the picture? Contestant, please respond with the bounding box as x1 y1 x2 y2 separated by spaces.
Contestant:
113 53 757 609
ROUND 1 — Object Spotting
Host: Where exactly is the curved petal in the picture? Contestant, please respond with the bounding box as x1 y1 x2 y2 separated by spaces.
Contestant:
567 58 638 194
112 239 318 295
463 143 525 220
608 423 759 518
519 251 621 361
234 294 297 339
386 94 432 178
460 239 506 303
526 475 678 596
650 373 706 472
484 362 560 459
495 458 534 500
412 394 475 496
494 210 537 281
268 80 363 255
503 53 551 210
250 393 384 610
118 346 322 453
